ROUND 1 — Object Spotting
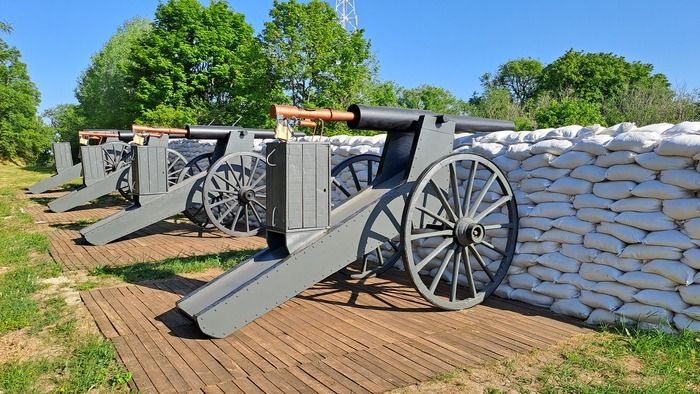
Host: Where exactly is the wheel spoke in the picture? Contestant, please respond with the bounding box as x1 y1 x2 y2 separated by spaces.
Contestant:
240 155 247 186
415 206 454 228
229 205 243 230
468 244 495 281
210 195 238 208
449 163 462 217
462 161 477 217
251 199 266 210
214 172 238 190
247 157 260 186
244 205 250 232
461 247 477 298
409 229 453 240
367 160 374 185
249 172 266 189
250 203 263 225
217 201 239 223
480 240 507 256
483 223 512 230
415 238 453 272
428 179 457 222
210 187 237 195
429 246 454 294
472 195 512 223
333 179 351 197
225 161 243 189
349 164 362 192
468 172 496 218
451 250 460 302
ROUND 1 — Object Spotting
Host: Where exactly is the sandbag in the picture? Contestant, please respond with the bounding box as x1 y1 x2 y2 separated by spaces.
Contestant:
527 202 575 218
633 289 689 313
520 178 552 193
580 290 623 311
643 230 695 249
662 199 700 220
536 252 581 273
573 194 613 209
662 121 700 135
528 191 570 203
618 271 677 291
619 245 682 260
634 152 694 171
593 181 636 199
614 212 675 231
602 122 636 136
679 285 700 305
674 314 700 332
659 169 700 190
561 244 599 263
609 198 661 213
597 222 647 244
508 169 529 182
583 232 625 254
539 229 583 245
551 299 592 319
642 259 696 286
528 265 562 282
494 283 514 299
585 309 618 325
636 123 675 133
522 153 555 170
519 217 554 231
572 135 612 155
595 151 636 167
656 134 700 157
552 216 595 235
531 167 571 181
530 139 573 155
492 155 519 172
682 249 700 270
683 306 700 320
510 289 554 307
546 125 585 140
508 273 540 290
512 253 539 268
631 180 690 199
533 282 580 298
547 177 593 195
579 262 622 282
517 241 560 255
593 282 638 302
606 132 659 153
683 218 700 240
505 143 532 160
470 142 506 158
550 151 595 169
605 164 656 183
577 208 618 223
517 228 542 242
615 303 673 324
570 165 607 183
593 252 642 272
557 273 596 290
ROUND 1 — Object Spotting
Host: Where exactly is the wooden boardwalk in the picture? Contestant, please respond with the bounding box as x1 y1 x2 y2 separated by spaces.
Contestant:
82 271 592 394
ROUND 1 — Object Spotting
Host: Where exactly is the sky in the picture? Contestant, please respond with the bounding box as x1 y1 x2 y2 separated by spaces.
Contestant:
1 0 699 113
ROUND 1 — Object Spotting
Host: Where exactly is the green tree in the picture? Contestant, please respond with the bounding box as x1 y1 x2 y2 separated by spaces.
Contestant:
261 0 375 110
43 104 87 160
482 58 543 106
535 98 604 128
76 18 151 129
0 24 51 162
398 84 468 114
127 0 268 127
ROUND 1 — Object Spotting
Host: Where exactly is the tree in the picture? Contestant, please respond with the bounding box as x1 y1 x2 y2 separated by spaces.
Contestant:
261 0 375 110
535 98 604 128
397 84 468 114
76 18 151 129
127 0 268 126
0 24 51 162
43 104 86 159
482 58 543 106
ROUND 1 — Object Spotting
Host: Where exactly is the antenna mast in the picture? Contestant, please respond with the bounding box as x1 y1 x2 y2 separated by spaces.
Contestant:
335 0 358 31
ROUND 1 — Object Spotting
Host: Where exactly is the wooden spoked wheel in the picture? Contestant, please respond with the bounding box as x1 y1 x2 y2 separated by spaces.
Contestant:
202 152 267 237
401 152 518 310
101 142 132 174
178 153 214 227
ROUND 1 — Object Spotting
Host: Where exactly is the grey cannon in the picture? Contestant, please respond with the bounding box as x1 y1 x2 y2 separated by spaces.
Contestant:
27 130 134 195
177 104 519 338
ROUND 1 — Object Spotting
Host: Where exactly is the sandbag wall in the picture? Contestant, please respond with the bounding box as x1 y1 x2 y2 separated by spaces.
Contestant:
172 122 700 332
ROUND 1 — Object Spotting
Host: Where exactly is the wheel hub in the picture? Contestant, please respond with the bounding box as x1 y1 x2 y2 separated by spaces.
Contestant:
238 187 256 204
454 218 485 246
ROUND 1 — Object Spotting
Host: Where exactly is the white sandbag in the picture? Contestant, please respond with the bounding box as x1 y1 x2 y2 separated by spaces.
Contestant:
561 244 599 263
643 230 695 249
593 252 642 272
585 309 618 325
595 151 636 167
662 121 700 135
530 139 573 155
517 241 560 255
614 212 675 231
605 164 656 183
633 289 689 313
508 266 526 275
517 228 542 242
519 217 554 231
593 282 638 302
521 153 555 170
596 222 647 244
533 282 579 299
573 194 612 209
609 198 661 213
570 165 607 183
683 306 700 320
512 254 539 268
615 303 673 324
656 134 700 157
606 132 659 153
546 125 585 140
470 142 506 158
579 262 622 282
696 273 700 284
593 181 636 199
631 180 690 199
518 205 535 217
528 265 562 282
577 208 618 223
539 229 583 244
580 290 623 311
674 314 700 332
550 151 594 169
602 122 636 136
682 249 700 270
527 202 575 218
510 289 554 307
520 178 552 193
508 273 540 290
505 143 532 160
659 169 700 190
514 190 531 205
583 233 625 254
618 271 677 291
557 273 596 290
528 191 571 203
572 135 612 155
662 199 700 220
636 123 675 133
643 260 696 286
552 299 593 319
507 169 529 182
546 177 592 195
492 155 519 172
679 285 700 305
494 283 514 299
531 167 571 181
634 152 694 171
536 252 581 273
619 245 682 260
552 216 595 235
683 219 700 240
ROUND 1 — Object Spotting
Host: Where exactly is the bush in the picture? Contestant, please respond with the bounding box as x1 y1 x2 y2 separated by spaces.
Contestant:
535 98 604 128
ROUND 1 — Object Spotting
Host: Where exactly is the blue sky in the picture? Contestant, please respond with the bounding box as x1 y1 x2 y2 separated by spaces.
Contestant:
1 0 698 113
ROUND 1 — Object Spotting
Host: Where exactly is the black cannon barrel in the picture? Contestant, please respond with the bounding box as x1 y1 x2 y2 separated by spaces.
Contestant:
117 131 134 142
186 125 304 140
346 104 514 133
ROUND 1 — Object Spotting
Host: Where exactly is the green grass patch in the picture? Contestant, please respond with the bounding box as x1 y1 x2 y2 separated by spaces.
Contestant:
55 337 132 392
0 358 53 394
91 249 258 283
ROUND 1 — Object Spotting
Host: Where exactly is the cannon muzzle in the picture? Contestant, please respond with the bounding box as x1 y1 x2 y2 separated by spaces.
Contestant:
185 125 303 140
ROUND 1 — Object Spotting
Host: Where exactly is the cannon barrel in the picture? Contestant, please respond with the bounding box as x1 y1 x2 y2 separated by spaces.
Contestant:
185 125 304 140
79 130 133 142
132 125 187 137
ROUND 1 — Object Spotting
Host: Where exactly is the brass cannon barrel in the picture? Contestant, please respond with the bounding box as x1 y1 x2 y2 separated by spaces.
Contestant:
131 125 187 137
78 129 134 142
185 125 305 140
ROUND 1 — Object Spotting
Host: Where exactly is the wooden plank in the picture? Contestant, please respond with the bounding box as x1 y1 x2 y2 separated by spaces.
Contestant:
80 291 118 338
232 377 265 394
122 334 177 393
302 361 371 394
111 336 155 393
248 373 285 394
286 366 335 394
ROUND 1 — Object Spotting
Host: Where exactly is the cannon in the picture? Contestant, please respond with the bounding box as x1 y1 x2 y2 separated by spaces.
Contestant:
79 125 307 245
177 104 518 338
27 130 134 194
46 127 187 213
